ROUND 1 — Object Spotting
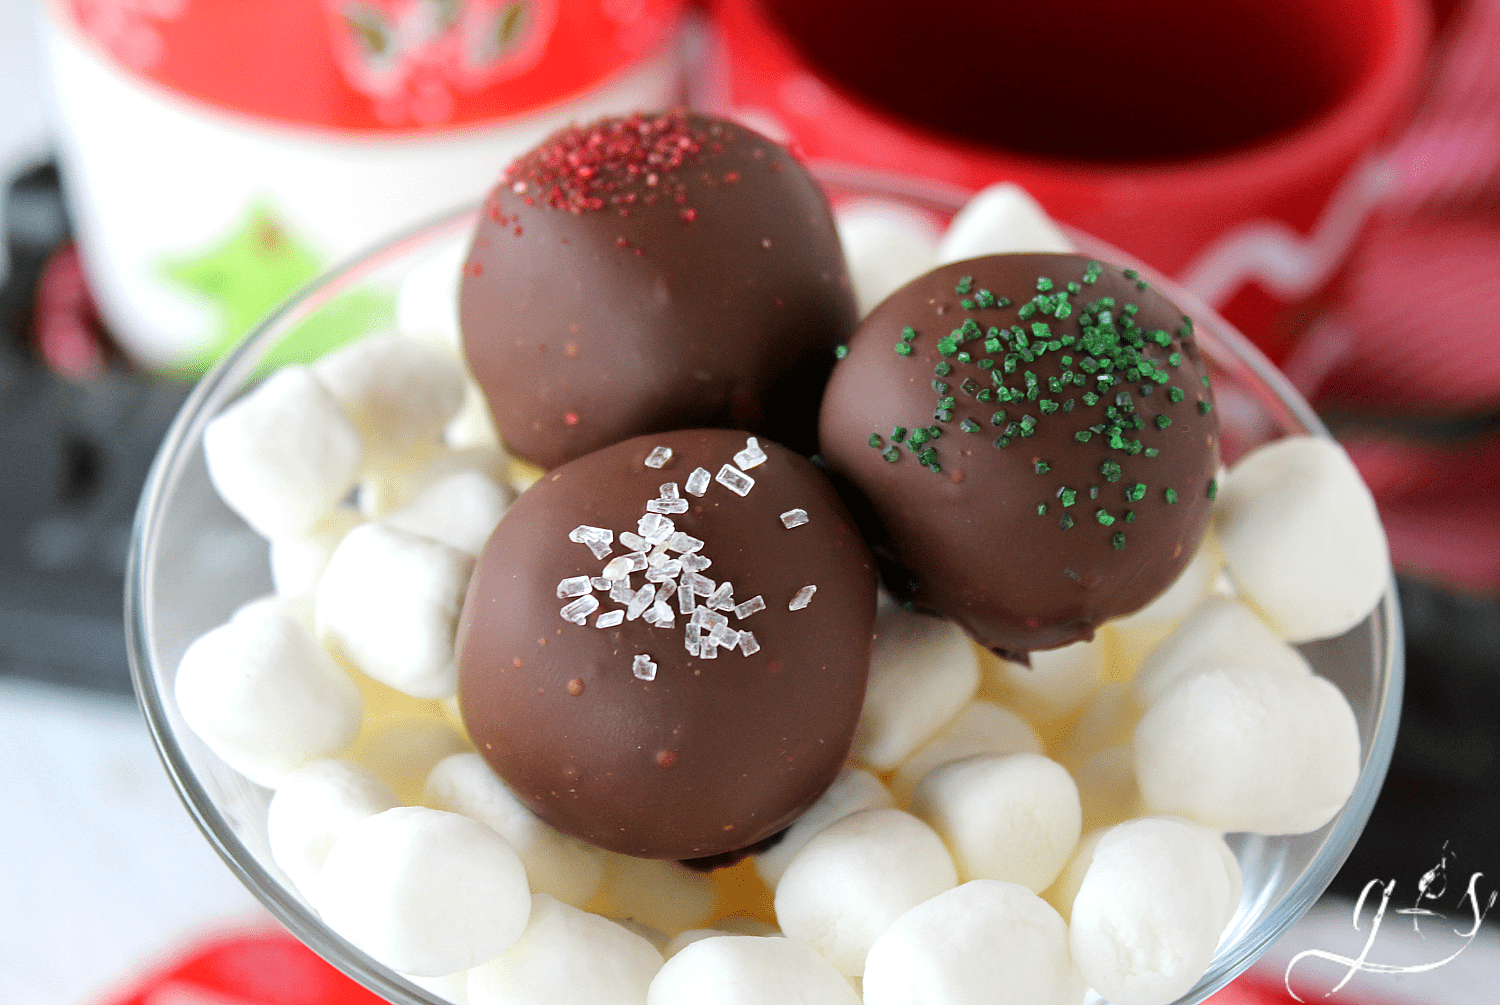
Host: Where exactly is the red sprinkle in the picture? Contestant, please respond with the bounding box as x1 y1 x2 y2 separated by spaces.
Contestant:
563 411 579 425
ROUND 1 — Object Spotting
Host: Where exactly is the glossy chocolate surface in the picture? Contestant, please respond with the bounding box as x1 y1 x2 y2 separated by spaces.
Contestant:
819 254 1219 653
457 429 877 859
460 111 857 469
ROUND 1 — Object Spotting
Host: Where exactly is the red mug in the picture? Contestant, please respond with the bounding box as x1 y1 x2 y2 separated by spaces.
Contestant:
706 0 1430 364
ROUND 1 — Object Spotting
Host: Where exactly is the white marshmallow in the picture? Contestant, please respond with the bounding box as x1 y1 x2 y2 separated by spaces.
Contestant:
852 604 980 770
1135 662 1362 834
425 752 606 908
1040 826 1106 922
316 806 530 977
910 752 1081 891
589 854 717 936
937 182 1074 263
863 880 1083 1005
349 715 471 805
649 935 859 1005
468 894 662 1005
396 237 466 352
1105 533 1224 672
662 916 781 960
1214 436 1389 642
402 971 469 1004
174 605 363 788
774 808 957 975
1074 744 1144 834
269 505 364 597
316 522 474 699
232 592 316 636
1133 594 1311 708
313 333 467 472
980 637 1105 725
890 700 1042 805
1069 817 1237 1005
359 446 509 519
203 366 363 539
382 468 510 557
267 759 400 897
445 384 501 451
834 200 941 317
1053 681 1141 773
754 767 894 887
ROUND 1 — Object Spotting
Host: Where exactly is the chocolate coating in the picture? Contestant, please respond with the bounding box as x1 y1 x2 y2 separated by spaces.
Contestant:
456 429 877 859
819 254 1219 654
460 111 858 469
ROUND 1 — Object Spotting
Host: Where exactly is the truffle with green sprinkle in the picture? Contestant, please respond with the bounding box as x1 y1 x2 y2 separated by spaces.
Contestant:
819 253 1219 654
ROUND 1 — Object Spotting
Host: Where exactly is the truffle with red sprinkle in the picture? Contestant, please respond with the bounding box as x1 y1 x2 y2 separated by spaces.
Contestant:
460 110 858 469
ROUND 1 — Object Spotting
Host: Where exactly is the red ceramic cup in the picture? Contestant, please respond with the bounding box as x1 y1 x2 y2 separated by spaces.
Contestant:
707 0 1430 364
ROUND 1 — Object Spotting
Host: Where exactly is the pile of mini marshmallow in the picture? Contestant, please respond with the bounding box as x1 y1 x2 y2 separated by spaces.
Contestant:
176 184 1391 1005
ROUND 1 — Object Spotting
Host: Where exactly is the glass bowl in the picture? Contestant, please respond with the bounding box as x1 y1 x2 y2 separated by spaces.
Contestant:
127 168 1403 1005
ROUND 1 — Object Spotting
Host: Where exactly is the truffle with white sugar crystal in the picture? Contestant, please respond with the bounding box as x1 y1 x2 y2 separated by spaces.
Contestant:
456 430 877 860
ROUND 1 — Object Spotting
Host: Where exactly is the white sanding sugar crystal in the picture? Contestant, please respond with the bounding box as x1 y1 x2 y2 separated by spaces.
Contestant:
560 595 600 624
680 553 711 572
620 531 647 552
638 513 674 544
610 578 635 603
649 600 675 627
644 446 673 468
710 622 740 649
592 577 613 591
596 609 625 628
734 595 766 620
738 631 761 656
684 626 700 655
700 641 718 660
602 556 635 580
687 572 716 597
789 585 817 611
626 583 657 621
556 576 592 599
706 582 735 611
780 508 810 529
716 464 755 496
685 467 712 496
633 654 658 680
648 495 690 515
678 577 697 613
734 437 768 469
657 579 677 602
568 525 614 559
667 531 704 554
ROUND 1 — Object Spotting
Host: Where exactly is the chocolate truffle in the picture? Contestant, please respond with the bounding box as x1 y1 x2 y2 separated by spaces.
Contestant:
456 429 877 859
460 110 858 470
819 254 1219 654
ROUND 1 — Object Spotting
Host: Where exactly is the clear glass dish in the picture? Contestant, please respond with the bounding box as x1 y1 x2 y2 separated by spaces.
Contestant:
127 168 1403 1005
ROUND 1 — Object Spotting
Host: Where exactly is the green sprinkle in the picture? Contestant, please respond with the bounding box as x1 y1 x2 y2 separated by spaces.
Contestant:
960 298 975 309
1075 430 1093 443
978 359 995 370
1018 302 1037 320
891 426 907 442
895 342 913 356
960 418 981 433
1055 299 1073 320
901 326 917 341
1144 447 1160 457
984 336 1003 353
928 425 943 438
1063 399 1076 412
934 362 952 376
955 275 973 295
1083 260 1102 284
1035 459 1051 474
1067 281 1081 293
1202 375 1212 388
975 289 996 308
957 352 972 364
1122 269 1138 280
1037 503 1048 516
1156 414 1172 430
991 411 1007 426
937 396 955 409
937 335 959 357
1037 276 1054 291
1198 400 1213 414
932 380 950 394
1128 483 1146 501
1090 486 1100 499
868 433 883 448
918 447 938 465
1207 479 1218 500
881 447 899 462
1096 509 1115 526
1125 510 1136 522
1060 514 1075 529
1165 487 1178 504
1168 387 1185 403
1059 487 1076 507
1169 352 1182 367
993 436 1011 449
1100 460 1122 482
909 428 929 446
1112 531 1126 549
1031 322 1051 340
976 388 994 402
835 344 849 359
1039 399 1058 413
1082 391 1100 406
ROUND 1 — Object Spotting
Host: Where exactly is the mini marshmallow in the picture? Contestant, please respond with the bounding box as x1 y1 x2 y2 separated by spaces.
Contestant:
979 637 1105 726
348 715 471 805
1106 533 1224 671
890 700 1042 805
445 384 501 451
937 182 1074 263
774 808 957 975
1073 744 1145 834
313 333 467 472
649 936 859 1005
909 752 1081 892
402 970 469 1004
834 200 941 317
754 767 895 887
863 881 1084 1005
852 603 980 770
396 237 466 352
1134 662 1362 834
662 916 782 960
316 522 473 699
232 592 316 636
1053 682 1141 773
203 365 363 539
1069 816 1237 1005
425 752 606 908
1040 826 1106 922
175 604 363 788
382 468 510 557
359 446 509 519
269 506 364 597
588 853 717 936
1133 594 1311 708
1213 436 1389 642
267 759 400 897
316 806 530 977
467 894 662 1005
